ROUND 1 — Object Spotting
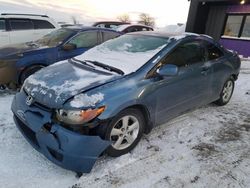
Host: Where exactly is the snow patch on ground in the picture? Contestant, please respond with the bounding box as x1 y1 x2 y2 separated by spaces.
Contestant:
0 61 249 188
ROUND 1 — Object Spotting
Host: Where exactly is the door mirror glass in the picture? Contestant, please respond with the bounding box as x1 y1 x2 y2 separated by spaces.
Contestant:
62 43 77 51
157 64 178 77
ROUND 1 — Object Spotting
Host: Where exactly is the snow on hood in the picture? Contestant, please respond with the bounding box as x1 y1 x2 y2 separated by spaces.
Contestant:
70 92 104 108
24 60 119 108
74 43 166 75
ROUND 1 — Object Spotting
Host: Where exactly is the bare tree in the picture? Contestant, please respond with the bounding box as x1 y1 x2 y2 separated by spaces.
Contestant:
71 16 78 25
117 14 131 23
138 13 155 27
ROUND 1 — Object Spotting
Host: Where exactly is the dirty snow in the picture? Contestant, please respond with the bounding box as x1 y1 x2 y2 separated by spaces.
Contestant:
0 61 249 188
70 92 104 108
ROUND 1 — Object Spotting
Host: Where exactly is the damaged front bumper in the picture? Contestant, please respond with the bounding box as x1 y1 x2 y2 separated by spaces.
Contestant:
11 91 110 173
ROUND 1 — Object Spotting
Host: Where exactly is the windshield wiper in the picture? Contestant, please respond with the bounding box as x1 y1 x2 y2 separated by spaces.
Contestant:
85 60 124 75
71 58 95 69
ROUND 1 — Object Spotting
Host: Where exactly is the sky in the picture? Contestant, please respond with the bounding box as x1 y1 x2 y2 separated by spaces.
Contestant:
0 0 190 27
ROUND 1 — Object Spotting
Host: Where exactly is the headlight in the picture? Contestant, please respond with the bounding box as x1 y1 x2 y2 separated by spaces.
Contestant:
56 106 106 125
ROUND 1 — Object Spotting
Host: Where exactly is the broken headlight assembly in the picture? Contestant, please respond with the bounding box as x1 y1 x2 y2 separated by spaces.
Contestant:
56 106 106 125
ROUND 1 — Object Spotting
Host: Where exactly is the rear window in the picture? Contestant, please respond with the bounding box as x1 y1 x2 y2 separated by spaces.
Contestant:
9 19 33 30
0 20 6 31
32 19 55 29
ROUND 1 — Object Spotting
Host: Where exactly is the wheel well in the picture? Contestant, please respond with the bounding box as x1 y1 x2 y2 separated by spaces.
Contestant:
18 64 46 84
231 74 238 81
124 104 153 134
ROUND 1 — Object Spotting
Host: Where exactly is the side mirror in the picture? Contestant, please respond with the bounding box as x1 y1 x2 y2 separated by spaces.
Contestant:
156 64 178 77
62 43 77 51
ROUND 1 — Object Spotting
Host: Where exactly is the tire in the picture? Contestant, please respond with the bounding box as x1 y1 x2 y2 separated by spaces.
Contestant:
0 85 6 90
19 65 45 85
214 78 235 106
104 108 145 157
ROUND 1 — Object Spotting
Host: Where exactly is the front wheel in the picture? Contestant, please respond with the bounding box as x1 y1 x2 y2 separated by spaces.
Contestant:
214 78 235 106
105 109 145 157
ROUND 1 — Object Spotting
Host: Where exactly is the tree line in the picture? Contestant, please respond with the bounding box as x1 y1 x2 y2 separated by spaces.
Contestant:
117 13 155 27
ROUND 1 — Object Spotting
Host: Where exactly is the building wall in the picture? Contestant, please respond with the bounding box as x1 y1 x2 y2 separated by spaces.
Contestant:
220 38 250 58
205 5 227 41
227 4 250 13
186 1 250 58
220 4 250 58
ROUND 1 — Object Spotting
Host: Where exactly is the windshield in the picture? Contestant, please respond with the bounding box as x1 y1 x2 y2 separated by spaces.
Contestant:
74 34 170 74
104 34 168 52
34 28 75 47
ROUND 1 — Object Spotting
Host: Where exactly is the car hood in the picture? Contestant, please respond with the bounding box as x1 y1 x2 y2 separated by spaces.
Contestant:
0 43 48 58
23 60 121 109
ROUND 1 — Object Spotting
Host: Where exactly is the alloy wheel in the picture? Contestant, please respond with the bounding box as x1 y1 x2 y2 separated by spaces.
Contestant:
222 80 233 103
110 115 140 150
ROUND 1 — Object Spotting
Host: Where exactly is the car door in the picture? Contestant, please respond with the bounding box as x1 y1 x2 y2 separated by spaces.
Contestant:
147 40 212 125
0 19 10 46
58 30 100 61
203 41 227 100
8 18 35 44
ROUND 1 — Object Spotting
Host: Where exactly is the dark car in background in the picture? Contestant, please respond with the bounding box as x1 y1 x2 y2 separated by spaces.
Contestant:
93 21 130 30
12 32 241 173
116 24 154 33
0 26 122 88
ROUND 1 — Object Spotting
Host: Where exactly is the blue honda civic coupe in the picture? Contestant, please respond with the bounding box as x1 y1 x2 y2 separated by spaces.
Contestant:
12 32 241 173
0 26 122 88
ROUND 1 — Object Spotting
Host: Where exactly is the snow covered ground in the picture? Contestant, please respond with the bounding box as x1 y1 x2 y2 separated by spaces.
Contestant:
0 61 249 188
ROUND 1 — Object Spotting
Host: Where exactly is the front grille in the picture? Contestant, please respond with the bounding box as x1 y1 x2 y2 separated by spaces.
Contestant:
15 115 40 149
33 101 52 112
23 89 52 112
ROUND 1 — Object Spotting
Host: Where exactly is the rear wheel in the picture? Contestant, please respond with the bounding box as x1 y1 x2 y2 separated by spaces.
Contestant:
104 109 145 157
214 78 234 106
19 65 45 85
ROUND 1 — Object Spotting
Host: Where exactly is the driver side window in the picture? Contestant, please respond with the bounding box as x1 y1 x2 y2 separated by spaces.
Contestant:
163 41 205 67
68 31 98 48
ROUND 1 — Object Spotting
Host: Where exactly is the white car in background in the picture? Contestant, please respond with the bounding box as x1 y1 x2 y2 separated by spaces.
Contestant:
0 13 59 47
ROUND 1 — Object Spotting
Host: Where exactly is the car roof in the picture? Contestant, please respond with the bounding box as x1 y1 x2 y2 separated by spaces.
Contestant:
63 26 122 33
127 31 210 40
0 13 49 18
92 21 130 26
